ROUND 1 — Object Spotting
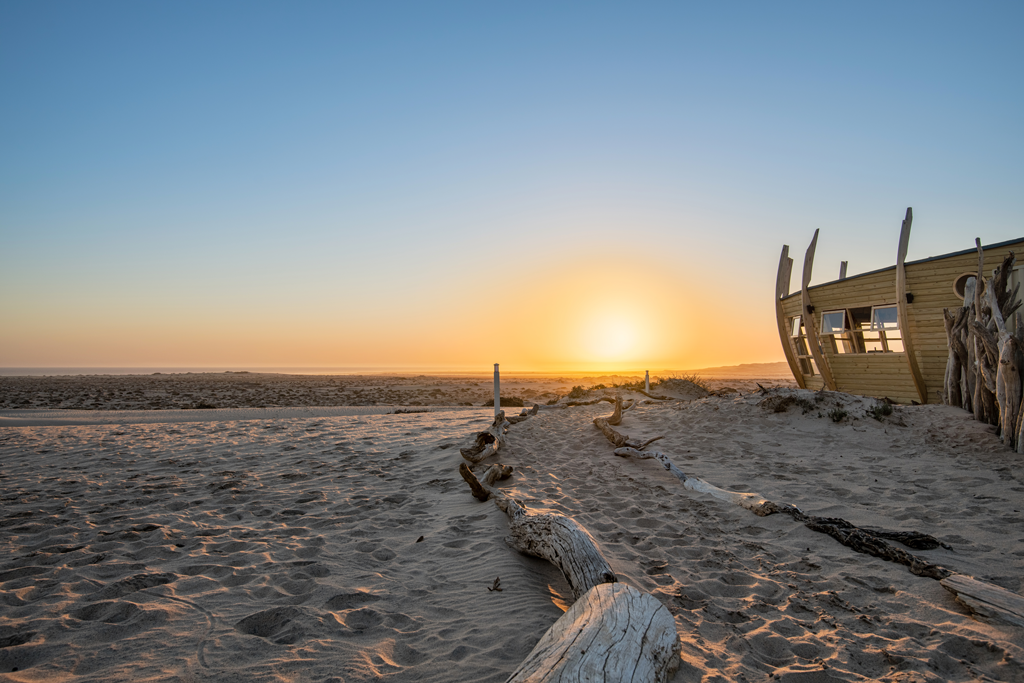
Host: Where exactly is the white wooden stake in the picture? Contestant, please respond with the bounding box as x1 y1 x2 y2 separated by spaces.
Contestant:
494 363 500 416
645 370 650 393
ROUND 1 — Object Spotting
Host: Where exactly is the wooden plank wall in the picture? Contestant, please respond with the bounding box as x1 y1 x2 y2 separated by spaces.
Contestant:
777 239 1024 403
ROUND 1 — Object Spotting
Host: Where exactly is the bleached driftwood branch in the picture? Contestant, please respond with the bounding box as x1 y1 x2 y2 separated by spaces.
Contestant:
612 446 774 514
612 441 1024 628
460 465 616 600
460 411 510 464
459 462 514 501
507 582 681 683
458 463 681 681
506 404 540 424
593 410 663 451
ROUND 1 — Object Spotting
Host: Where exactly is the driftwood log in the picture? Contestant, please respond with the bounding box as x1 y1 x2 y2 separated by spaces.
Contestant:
459 462 514 501
460 465 616 600
460 411 510 463
507 582 681 683
609 440 951 579
940 574 1024 628
609 437 1024 627
458 452 681 681
506 404 540 424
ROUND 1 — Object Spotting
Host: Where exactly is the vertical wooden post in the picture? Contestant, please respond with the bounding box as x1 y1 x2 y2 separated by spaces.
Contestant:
801 231 837 390
493 363 500 416
645 371 650 393
839 261 848 280
895 207 928 403
776 245 807 388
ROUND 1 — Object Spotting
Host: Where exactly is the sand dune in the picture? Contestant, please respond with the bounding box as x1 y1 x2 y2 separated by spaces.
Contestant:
1 386 1021 681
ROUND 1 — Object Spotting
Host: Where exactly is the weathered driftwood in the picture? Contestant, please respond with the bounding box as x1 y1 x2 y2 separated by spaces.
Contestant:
611 431 1024 626
940 574 1024 629
507 404 540 425
593 415 663 451
506 582 681 683
605 396 637 426
460 411 510 463
613 446 772 513
459 462 514 501
564 396 617 407
459 466 616 600
634 388 672 401
986 277 1023 447
954 244 1024 444
457 400 683 681
612 441 953 580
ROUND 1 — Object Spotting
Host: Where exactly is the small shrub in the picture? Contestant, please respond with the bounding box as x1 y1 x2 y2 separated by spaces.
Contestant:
654 373 711 393
868 401 893 421
828 407 847 422
567 385 588 399
483 396 525 407
796 398 815 414
759 395 796 413
546 397 561 405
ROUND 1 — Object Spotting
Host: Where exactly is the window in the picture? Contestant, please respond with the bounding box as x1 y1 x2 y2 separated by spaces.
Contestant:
820 310 855 354
865 305 903 353
788 316 818 375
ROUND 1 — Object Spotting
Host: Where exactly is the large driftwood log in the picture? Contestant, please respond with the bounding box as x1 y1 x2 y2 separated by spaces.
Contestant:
940 574 1024 628
506 583 681 683
458 408 682 681
459 466 616 600
461 411 510 463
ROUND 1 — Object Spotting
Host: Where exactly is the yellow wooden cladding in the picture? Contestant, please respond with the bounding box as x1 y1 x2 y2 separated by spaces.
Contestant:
776 237 1024 403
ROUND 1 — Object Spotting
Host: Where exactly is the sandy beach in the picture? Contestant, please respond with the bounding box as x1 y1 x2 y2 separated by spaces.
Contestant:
2 374 1022 682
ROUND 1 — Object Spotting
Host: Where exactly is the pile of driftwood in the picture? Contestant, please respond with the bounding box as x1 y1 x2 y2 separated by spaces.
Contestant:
942 241 1024 450
456 408 681 682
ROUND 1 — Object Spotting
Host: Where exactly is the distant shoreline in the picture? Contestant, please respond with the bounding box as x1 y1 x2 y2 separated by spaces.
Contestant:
0 361 792 378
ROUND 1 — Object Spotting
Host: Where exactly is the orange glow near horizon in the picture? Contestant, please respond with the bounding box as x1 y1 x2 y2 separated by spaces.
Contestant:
0 246 786 372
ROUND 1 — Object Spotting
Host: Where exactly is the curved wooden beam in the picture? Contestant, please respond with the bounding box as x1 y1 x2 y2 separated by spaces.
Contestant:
775 245 806 388
895 208 928 403
801 230 837 390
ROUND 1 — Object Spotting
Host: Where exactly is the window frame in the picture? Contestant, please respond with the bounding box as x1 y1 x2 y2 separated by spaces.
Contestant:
867 305 903 353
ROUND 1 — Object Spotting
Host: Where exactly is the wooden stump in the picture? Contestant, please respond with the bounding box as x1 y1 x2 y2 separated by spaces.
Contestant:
507 583 681 683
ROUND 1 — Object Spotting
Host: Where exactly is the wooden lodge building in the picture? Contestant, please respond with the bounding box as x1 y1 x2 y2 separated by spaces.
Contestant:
775 208 1024 404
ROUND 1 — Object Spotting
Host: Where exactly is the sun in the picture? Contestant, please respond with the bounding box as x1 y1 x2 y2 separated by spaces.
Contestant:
583 316 640 363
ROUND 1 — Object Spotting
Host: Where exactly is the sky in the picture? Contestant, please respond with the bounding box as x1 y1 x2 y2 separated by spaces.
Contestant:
1 2 1021 373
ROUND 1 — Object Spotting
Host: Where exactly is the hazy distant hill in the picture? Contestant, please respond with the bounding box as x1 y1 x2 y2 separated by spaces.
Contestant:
684 362 793 378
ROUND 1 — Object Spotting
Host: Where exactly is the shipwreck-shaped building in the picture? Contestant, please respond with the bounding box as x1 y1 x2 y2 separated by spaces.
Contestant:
776 208 1024 403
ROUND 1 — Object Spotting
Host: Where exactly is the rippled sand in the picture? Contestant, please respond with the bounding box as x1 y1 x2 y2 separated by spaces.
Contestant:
2 387 1022 682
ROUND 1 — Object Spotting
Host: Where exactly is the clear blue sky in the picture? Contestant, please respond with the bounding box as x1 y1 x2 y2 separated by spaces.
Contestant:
1 2 1021 369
